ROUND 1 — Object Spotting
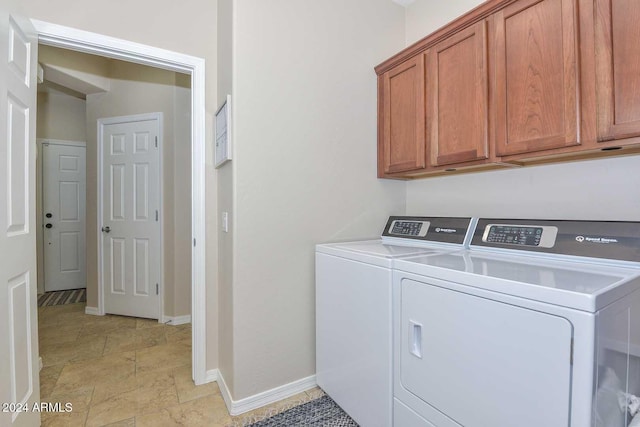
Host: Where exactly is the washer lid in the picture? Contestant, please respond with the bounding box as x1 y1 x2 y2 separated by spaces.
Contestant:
317 239 452 257
316 240 458 268
395 251 640 312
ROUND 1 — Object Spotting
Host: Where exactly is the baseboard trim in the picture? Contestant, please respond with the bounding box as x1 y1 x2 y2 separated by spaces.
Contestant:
204 369 218 384
217 372 317 416
85 306 101 316
161 314 191 325
217 371 233 413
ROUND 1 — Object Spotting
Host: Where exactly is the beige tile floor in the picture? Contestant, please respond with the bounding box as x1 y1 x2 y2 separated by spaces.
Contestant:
38 303 321 426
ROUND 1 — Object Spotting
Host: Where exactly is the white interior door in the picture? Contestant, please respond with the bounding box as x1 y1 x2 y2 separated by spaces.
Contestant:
0 7 41 427
42 142 86 291
100 114 161 319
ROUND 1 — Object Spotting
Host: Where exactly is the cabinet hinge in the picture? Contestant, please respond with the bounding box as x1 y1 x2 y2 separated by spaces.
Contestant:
570 338 574 365
156 284 159 295
155 210 159 221
155 136 158 148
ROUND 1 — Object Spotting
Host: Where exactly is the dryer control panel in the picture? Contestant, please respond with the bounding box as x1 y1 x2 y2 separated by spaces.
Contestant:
472 218 640 262
482 224 558 248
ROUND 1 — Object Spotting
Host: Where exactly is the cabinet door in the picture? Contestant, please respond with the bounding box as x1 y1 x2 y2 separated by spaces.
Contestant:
494 0 580 156
595 0 640 142
427 21 489 167
380 56 426 175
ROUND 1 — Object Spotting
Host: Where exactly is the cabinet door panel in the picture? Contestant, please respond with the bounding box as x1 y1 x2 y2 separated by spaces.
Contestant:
427 21 488 166
494 0 579 156
381 56 426 174
595 0 640 141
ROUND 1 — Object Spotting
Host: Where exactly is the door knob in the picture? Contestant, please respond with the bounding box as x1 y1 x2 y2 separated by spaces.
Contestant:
45 223 52 229
102 226 111 233
45 213 52 218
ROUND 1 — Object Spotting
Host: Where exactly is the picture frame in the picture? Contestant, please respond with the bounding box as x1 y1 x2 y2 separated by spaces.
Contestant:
214 94 232 168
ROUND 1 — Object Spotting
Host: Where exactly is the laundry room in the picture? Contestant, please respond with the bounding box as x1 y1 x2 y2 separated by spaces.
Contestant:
2 0 640 426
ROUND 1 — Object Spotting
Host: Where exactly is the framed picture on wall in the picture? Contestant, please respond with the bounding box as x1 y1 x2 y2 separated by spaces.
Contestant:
215 94 232 168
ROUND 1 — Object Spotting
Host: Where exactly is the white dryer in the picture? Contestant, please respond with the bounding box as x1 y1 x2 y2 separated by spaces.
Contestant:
316 216 474 427
392 219 640 427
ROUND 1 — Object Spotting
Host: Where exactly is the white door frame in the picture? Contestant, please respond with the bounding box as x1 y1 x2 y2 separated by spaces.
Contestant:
98 112 164 321
32 20 208 386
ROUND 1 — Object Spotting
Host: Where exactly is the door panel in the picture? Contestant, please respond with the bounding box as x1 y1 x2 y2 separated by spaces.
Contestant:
101 117 160 319
494 0 580 156
0 6 40 426
134 163 149 220
42 143 86 291
7 96 28 235
134 238 150 296
111 163 125 220
110 238 126 294
595 0 640 141
400 279 573 427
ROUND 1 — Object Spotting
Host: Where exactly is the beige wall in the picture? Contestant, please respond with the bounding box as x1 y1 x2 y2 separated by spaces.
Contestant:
216 0 234 393
404 0 640 221
36 91 87 141
223 0 406 399
173 73 193 318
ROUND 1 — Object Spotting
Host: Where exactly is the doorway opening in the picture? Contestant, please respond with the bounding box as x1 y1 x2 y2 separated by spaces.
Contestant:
33 20 207 386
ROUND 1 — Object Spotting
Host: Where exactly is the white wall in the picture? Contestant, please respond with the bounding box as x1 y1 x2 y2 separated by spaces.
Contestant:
404 0 640 222
407 157 640 220
225 0 406 399
405 0 485 45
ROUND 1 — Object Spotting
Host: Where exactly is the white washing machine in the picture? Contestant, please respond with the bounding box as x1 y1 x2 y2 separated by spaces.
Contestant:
316 216 474 427
392 218 640 427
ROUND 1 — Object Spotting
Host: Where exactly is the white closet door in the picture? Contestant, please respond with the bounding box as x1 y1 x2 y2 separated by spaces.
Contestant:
101 116 161 319
42 143 86 291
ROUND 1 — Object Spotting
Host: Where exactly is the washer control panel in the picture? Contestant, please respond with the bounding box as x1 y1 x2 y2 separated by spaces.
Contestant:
382 216 472 245
389 220 430 237
482 224 558 248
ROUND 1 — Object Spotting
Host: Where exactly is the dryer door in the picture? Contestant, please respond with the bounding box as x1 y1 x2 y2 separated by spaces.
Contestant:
400 278 573 427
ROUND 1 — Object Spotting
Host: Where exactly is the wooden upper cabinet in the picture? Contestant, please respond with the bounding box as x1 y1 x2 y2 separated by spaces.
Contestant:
493 0 580 157
595 0 640 142
380 55 426 175
427 21 489 167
